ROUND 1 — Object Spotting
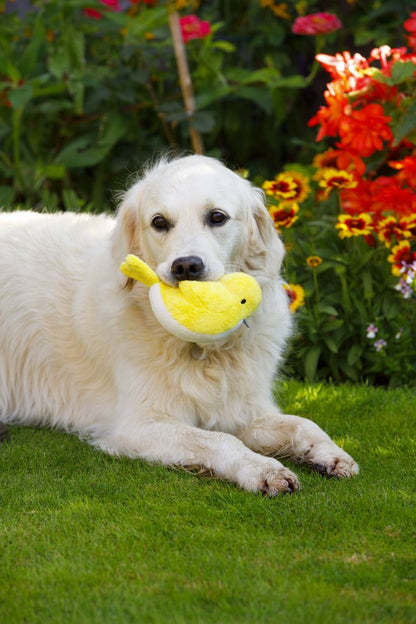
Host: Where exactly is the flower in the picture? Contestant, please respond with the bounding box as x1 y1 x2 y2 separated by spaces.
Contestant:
260 0 291 19
280 170 311 205
374 339 387 352
404 12 416 51
317 167 357 195
179 15 211 44
262 173 298 199
84 0 121 19
306 256 322 268
338 104 393 158
376 216 406 247
282 283 305 313
366 324 378 339
387 240 416 276
269 204 299 231
292 12 342 36
394 278 413 299
335 213 373 239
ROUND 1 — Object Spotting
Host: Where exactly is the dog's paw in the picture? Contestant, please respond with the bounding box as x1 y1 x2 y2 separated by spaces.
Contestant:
306 442 359 478
238 458 301 496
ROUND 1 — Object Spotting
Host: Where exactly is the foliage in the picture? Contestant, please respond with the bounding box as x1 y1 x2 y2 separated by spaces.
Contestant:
1 381 415 624
0 0 414 211
262 30 416 385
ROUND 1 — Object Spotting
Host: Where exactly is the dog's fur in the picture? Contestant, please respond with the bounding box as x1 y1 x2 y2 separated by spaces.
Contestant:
0 155 358 495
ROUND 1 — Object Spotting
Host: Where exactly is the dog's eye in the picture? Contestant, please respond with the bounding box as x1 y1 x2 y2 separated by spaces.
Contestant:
151 215 171 231
208 210 229 227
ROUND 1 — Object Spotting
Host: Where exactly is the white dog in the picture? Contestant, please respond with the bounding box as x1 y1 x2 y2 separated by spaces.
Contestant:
0 155 358 495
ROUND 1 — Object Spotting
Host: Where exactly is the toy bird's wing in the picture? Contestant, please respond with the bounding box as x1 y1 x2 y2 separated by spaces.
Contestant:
178 280 234 312
120 254 159 287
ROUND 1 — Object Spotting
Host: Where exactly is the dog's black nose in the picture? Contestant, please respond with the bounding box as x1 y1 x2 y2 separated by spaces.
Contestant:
171 256 205 281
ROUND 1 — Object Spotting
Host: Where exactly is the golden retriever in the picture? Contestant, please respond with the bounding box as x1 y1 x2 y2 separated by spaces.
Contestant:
0 155 358 495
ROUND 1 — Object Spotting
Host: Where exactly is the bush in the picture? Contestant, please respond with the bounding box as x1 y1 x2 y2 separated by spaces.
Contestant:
261 33 416 385
1 0 414 211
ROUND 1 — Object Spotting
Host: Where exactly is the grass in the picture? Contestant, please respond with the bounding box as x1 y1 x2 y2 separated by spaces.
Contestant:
1 381 415 624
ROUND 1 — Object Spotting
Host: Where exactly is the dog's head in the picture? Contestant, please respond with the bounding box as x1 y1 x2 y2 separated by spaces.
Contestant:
114 155 284 287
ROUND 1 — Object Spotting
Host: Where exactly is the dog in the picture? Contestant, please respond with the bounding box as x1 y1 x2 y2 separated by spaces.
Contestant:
0 155 358 495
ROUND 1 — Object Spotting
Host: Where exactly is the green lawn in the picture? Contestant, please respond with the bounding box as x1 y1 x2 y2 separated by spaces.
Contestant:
1 381 415 624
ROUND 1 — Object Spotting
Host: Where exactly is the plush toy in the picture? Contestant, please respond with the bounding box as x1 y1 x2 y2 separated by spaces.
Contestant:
120 254 262 343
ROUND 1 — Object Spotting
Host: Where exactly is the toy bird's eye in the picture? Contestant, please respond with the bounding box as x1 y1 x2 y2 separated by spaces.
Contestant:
208 210 229 227
151 215 171 231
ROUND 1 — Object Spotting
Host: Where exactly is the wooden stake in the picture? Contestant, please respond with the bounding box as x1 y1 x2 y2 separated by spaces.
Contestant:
168 10 204 154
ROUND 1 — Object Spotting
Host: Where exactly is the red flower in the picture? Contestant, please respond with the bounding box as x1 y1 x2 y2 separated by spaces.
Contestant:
179 15 211 44
308 81 349 141
292 12 342 36
370 177 416 217
338 103 393 157
84 0 121 19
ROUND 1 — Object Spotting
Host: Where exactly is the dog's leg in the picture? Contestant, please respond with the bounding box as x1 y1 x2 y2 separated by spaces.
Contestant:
238 408 359 478
99 420 301 496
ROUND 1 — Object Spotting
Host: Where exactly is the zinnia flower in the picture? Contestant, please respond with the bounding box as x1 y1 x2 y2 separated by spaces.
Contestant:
338 104 393 158
180 15 211 43
335 213 373 239
84 0 121 19
282 283 305 313
292 12 342 35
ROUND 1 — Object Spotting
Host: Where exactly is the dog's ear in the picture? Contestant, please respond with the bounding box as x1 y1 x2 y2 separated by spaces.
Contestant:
240 187 285 281
112 182 143 261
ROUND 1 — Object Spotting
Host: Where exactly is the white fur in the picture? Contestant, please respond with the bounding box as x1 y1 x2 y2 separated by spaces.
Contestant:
0 155 358 495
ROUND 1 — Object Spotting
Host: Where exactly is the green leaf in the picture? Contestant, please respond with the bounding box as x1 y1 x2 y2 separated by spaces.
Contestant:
8 83 34 109
190 111 216 133
0 186 16 208
393 99 416 146
347 344 363 367
19 17 46 77
323 336 339 354
304 345 321 382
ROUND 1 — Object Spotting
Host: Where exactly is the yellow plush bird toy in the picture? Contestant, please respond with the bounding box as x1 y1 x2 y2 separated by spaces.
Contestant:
120 254 262 343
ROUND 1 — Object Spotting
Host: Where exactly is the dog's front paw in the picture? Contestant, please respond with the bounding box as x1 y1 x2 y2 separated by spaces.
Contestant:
238 458 301 496
306 442 359 478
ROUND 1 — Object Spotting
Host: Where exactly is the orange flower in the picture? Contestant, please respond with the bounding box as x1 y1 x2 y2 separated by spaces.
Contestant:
282 283 305 313
269 204 299 231
306 255 323 268
370 177 416 217
388 155 416 189
338 103 393 157
340 180 374 215
335 213 373 238
387 240 416 276
313 148 366 176
308 82 349 141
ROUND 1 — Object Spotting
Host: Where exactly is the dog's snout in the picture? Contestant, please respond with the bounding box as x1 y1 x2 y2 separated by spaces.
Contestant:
171 256 205 281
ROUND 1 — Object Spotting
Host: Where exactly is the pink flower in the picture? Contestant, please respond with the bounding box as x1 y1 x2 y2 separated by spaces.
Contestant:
179 15 211 44
84 0 121 19
292 12 342 36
